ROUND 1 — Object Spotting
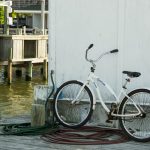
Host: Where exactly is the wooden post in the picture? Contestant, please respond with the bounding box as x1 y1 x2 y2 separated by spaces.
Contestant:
23 26 26 35
4 6 9 35
17 28 22 35
8 60 12 84
25 61 32 81
8 48 12 84
31 104 45 127
43 59 47 80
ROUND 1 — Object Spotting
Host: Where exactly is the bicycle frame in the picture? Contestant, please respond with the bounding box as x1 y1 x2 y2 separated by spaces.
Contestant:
73 71 142 118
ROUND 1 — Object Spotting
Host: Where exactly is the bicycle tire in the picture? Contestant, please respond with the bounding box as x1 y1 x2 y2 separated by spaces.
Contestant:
119 88 150 142
54 80 93 128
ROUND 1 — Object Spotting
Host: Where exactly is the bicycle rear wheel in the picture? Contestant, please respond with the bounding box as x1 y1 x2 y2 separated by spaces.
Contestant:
119 89 150 142
54 80 93 128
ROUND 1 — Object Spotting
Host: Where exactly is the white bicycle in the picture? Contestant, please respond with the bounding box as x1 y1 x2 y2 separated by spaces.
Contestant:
54 44 150 142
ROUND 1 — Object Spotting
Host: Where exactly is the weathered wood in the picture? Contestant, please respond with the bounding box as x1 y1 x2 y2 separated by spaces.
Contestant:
38 39 47 58
0 38 12 60
0 35 48 62
0 34 48 83
4 6 9 35
25 61 32 81
31 104 45 127
0 58 47 66
23 26 26 35
13 39 23 60
7 61 12 84
43 59 48 80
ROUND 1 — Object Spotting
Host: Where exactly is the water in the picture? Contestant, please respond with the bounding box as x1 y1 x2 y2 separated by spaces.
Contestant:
0 66 47 118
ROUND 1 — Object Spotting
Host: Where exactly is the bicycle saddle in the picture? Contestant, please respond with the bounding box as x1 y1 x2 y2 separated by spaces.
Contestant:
122 71 141 78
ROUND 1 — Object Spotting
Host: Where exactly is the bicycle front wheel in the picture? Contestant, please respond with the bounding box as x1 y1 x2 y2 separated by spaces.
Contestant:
54 80 93 128
119 89 150 142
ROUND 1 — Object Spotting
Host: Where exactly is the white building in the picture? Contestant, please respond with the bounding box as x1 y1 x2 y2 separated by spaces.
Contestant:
12 0 48 29
48 0 150 96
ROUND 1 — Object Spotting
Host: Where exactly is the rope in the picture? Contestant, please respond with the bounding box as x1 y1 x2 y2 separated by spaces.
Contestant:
41 126 129 145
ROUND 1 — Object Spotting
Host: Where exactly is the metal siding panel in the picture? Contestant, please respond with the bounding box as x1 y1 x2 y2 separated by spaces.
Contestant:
51 0 119 98
122 0 150 88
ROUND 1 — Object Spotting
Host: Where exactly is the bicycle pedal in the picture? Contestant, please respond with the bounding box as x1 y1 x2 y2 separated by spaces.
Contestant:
105 119 113 123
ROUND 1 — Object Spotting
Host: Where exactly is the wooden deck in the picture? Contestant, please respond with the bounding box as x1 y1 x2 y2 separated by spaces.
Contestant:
0 58 48 66
0 34 48 83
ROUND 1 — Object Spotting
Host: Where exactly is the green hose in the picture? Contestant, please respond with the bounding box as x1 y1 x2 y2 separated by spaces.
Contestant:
0 122 59 136
0 70 57 136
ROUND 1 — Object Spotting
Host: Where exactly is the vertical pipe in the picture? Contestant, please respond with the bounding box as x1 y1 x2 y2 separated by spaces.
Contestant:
48 0 56 86
41 0 45 35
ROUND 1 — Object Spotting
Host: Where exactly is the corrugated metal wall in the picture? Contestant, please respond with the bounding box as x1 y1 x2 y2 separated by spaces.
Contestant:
48 0 150 99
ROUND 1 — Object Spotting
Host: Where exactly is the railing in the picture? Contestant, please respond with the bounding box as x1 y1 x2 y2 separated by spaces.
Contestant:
0 28 48 35
12 0 48 10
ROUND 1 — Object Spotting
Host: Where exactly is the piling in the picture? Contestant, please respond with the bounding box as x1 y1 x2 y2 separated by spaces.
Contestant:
8 48 12 84
25 61 33 81
0 34 48 83
43 59 48 80
8 60 12 84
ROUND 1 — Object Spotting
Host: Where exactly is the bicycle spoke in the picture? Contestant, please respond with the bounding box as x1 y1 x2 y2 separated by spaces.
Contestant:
119 89 150 142
54 80 93 128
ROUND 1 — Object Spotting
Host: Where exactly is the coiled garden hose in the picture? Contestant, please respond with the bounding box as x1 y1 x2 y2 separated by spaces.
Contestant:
41 126 129 145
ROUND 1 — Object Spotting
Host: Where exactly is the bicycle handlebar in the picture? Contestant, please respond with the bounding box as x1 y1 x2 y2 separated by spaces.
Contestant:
85 44 94 62
110 49 119 53
85 44 119 64
88 44 94 49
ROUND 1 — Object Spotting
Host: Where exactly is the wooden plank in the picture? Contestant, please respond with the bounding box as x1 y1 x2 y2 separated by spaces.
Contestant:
43 59 48 80
13 39 23 60
25 61 32 81
12 58 48 63
0 58 48 66
0 38 12 60
38 40 47 58
8 59 12 84
31 104 45 127
12 35 48 40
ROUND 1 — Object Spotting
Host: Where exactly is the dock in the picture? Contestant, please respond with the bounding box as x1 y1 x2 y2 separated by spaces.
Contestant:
0 32 48 83
0 115 150 150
